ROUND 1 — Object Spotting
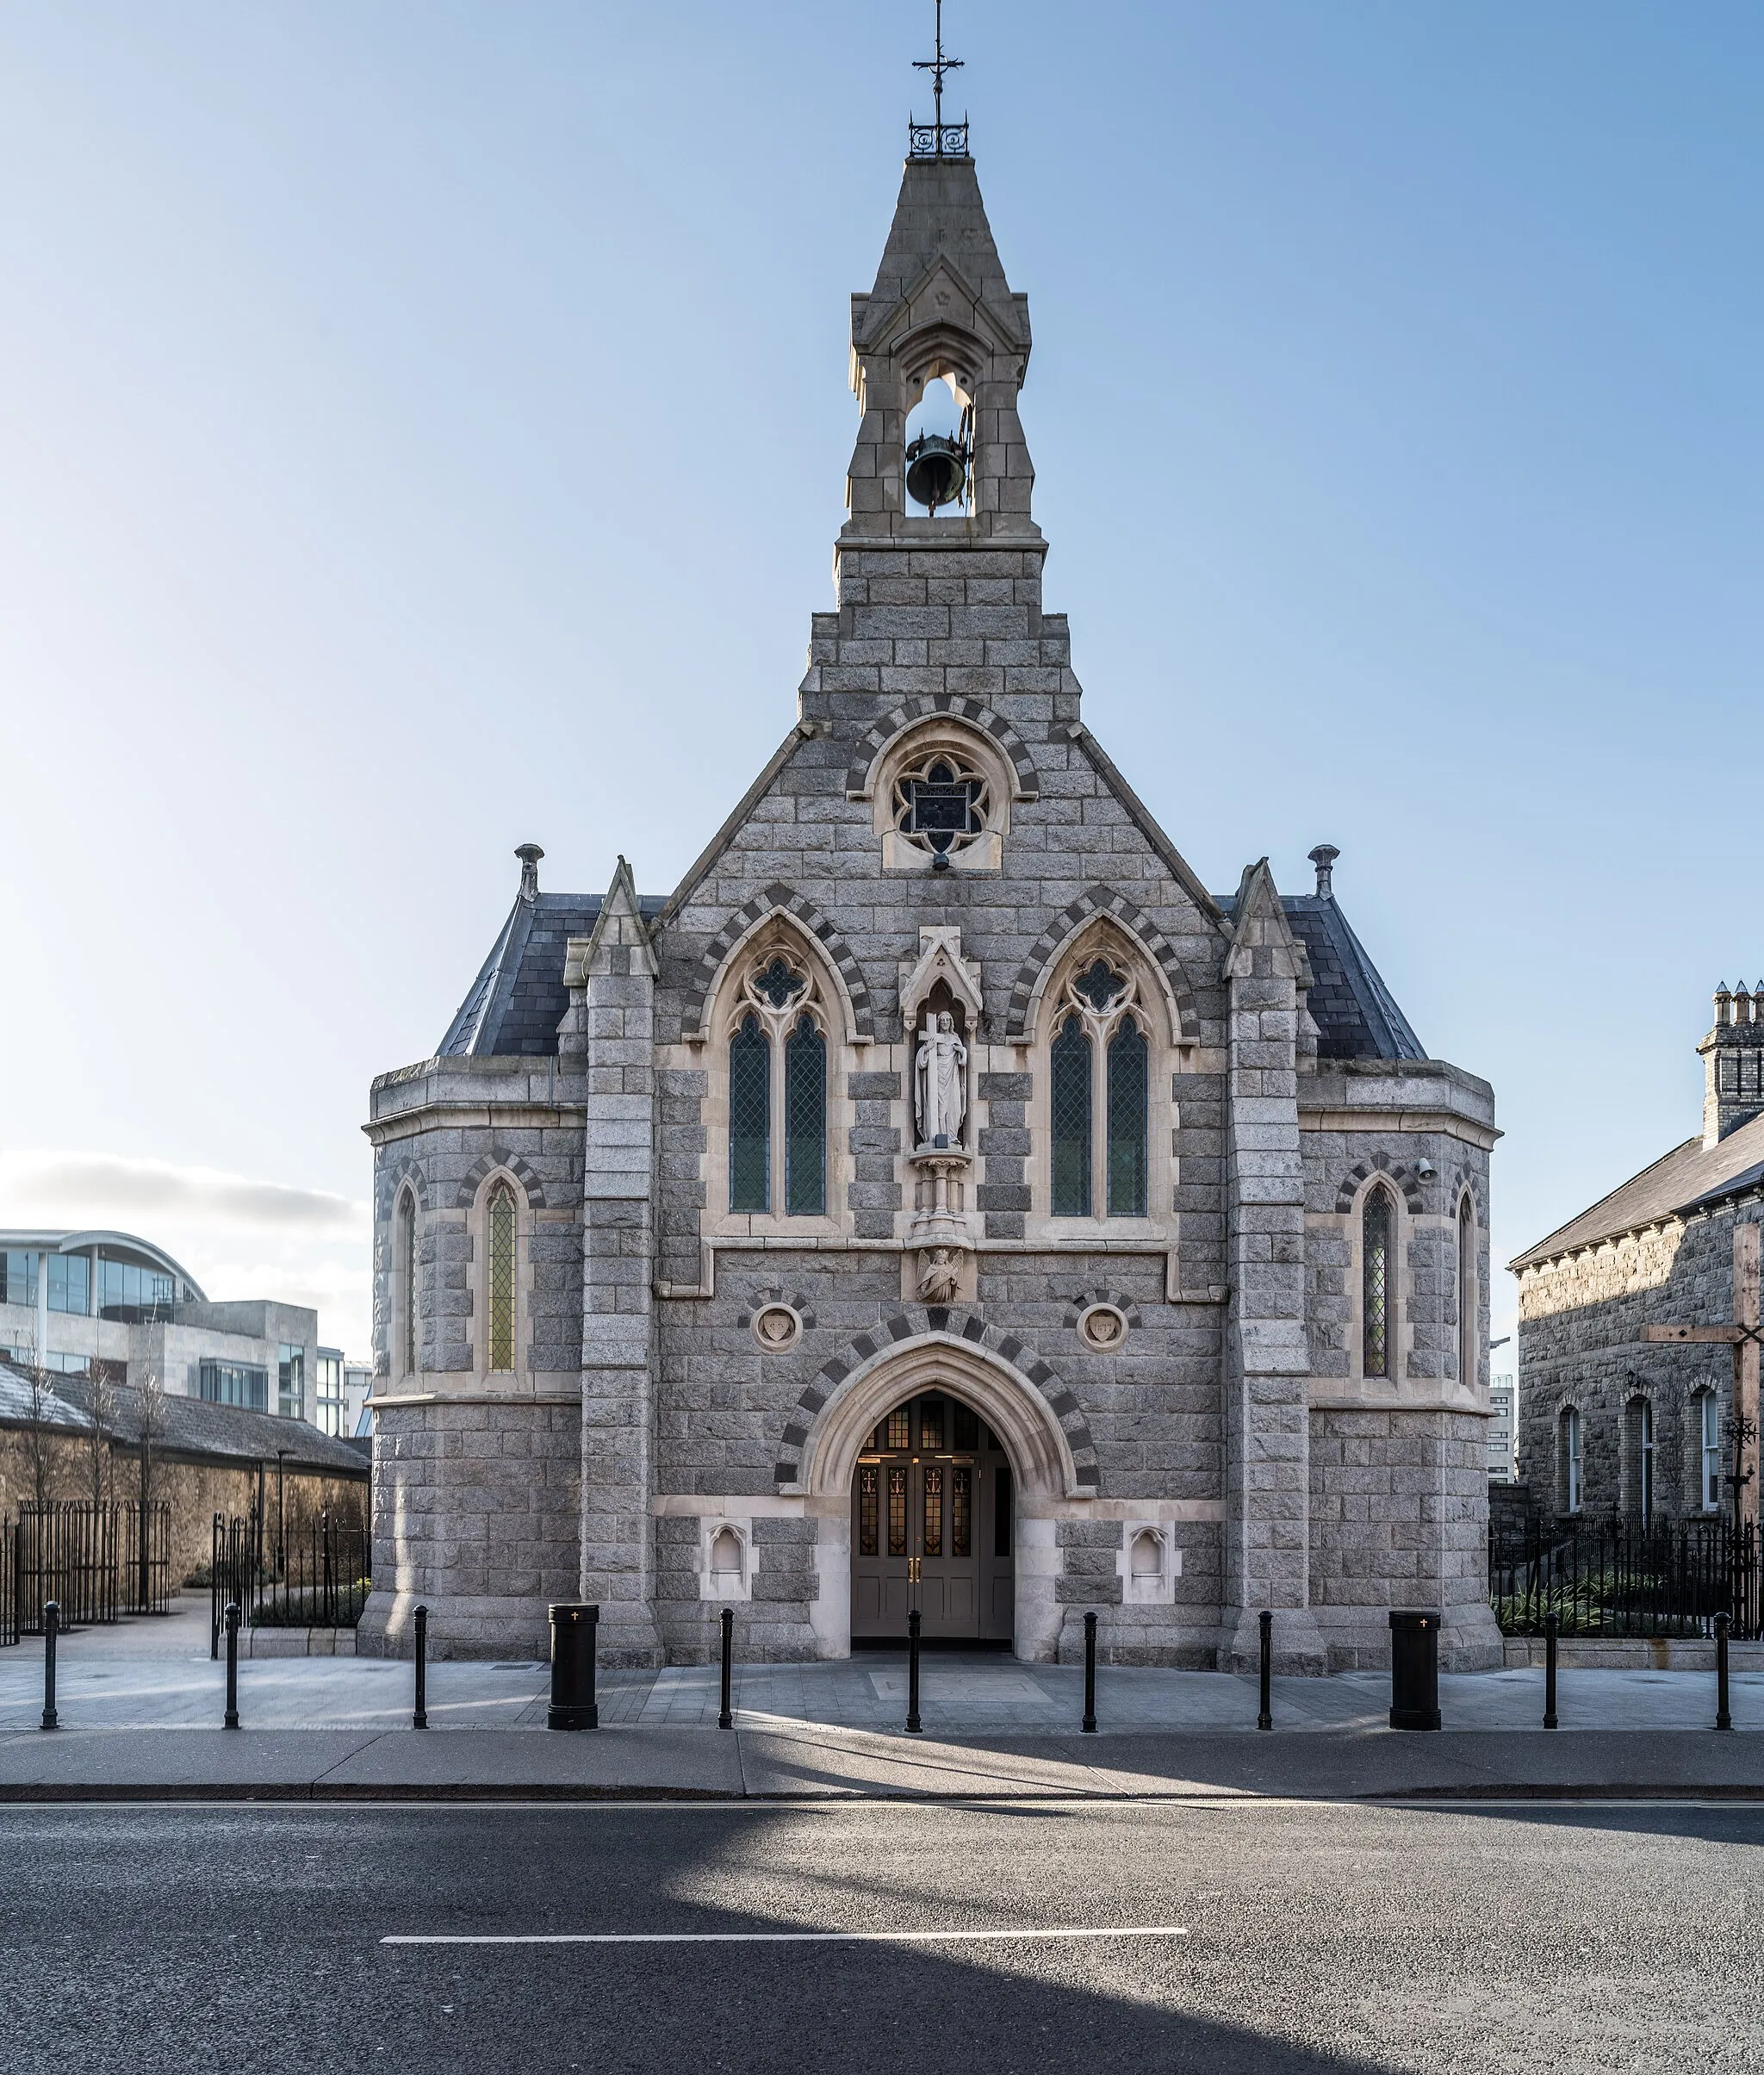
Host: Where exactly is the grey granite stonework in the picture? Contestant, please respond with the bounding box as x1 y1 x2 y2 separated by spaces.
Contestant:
1512 987 1764 1531
358 148 1501 1673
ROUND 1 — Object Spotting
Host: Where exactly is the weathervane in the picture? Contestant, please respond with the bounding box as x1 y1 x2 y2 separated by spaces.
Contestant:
910 0 968 158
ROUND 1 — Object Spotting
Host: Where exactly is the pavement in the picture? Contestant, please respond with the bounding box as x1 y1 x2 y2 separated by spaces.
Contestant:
3 1799 1761 2072
3 1598 1761 1803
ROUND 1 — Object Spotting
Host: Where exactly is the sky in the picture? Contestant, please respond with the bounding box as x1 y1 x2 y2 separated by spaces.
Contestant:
1 3 1759 1360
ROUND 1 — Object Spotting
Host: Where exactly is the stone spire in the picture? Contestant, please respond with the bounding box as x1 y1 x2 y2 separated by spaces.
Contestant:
842 151 1039 545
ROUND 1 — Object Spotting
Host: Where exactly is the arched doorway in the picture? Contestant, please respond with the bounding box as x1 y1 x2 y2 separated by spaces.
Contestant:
792 1330 1082 1662
850 1389 1013 1644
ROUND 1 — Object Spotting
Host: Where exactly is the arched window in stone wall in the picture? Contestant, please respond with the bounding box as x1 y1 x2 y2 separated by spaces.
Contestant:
724 938 829 1220
395 1188 419 1380
1560 1405 1583 1515
486 1181 517 1374
1698 1390 1723 1513
1361 1186 1394 1380
1047 952 1151 1221
1457 1194 1478 1389
1624 1395 1655 1521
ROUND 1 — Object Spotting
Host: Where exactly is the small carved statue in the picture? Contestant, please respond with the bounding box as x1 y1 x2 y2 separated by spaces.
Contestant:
916 1246 964 1306
914 1010 968 1148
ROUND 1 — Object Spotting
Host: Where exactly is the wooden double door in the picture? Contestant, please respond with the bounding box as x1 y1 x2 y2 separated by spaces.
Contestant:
850 1392 1014 1643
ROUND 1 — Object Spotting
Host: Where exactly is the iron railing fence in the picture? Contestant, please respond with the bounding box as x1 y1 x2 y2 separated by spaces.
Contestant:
15 1501 118 1633
1490 1516 1763 1640
0 1501 175 1644
119 1500 172 1617
210 1509 371 1656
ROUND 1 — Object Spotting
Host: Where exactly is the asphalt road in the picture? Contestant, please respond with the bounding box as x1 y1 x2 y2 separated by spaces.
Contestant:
1 1799 1758 2072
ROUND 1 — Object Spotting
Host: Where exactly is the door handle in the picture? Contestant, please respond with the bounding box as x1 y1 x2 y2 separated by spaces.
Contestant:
907 1557 922 1583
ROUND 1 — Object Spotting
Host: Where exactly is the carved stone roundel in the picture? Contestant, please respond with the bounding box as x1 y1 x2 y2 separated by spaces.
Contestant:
752 1303 804 1353
1076 1302 1129 1353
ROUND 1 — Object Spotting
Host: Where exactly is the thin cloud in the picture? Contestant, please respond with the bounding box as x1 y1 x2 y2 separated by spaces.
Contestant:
0 1150 366 1233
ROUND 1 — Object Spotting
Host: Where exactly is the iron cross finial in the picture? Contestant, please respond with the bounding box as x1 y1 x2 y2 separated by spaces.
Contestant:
910 0 968 158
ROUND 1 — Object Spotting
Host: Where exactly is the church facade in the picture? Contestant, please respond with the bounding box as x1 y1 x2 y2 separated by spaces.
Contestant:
360 145 1501 1674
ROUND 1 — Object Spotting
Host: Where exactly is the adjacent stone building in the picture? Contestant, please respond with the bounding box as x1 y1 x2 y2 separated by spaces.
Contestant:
361 137 1500 1673
1512 983 1764 1525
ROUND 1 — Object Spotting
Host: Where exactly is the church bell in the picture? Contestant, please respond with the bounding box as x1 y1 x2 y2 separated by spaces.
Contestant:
904 432 968 515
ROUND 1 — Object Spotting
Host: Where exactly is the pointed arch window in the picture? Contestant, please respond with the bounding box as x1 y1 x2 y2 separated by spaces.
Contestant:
784 1015 827 1215
1048 949 1152 1220
1457 1196 1477 1387
486 1181 517 1374
729 1013 770 1213
395 1189 418 1379
1051 1012 1092 1217
725 939 829 1219
1106 1020 1149 1216
1362 1186 1394 1380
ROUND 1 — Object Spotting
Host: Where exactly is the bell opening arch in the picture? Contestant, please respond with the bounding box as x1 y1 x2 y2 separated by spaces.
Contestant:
792 1331 1083 1663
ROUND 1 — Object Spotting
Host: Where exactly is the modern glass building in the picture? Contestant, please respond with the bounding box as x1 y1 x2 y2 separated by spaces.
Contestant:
0 1227 326 1426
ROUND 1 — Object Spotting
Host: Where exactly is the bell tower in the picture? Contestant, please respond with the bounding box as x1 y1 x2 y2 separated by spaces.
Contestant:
841 52 1039 548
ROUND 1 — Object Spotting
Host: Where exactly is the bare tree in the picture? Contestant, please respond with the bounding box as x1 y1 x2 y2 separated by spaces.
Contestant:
84 1365 119 1506
133 1356 168 1613
12 1315 55 1510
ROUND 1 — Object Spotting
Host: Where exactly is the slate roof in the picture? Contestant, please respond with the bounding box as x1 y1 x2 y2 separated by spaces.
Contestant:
445 880 1425 1065
0 1365 370 1477
1510 1109 1764 1270
1213 892 1426 1063
438 891 665 1059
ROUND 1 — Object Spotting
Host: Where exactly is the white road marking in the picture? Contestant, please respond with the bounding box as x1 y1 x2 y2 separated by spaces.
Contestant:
382 1925 1189 1947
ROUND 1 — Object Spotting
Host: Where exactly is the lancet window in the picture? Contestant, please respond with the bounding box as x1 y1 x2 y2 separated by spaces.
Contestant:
486 1181 517 1374
395 1188 418 1379
1361 1185 1394 1380
1048 953 1151 1219
724 938 829 1219
1457 1195 1477 1388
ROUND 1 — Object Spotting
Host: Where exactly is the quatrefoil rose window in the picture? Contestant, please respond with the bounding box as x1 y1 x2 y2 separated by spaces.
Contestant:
893 749 991 867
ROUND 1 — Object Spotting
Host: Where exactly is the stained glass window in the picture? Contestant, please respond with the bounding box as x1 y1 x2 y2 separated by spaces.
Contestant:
859 1465 879 1557
784 1015 826 1216
952 1401 978 1451
886 1407 910 1451
486 1183 517 1373
994 1463 1012 1558
1051 1013 1092 1217
896 753 987 860
920 1398 944 1451
1106 1018 1149 1216
952 1466 972 1557
728 1013 769 1213
888 1466 908 1557
1073 959 1126 1012
1362 1187 1391 1379
922 1466 944 1557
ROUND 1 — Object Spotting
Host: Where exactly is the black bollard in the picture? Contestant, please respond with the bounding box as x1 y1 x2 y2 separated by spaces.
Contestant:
548 1602 599 1730
40 1601 59 1732
1082 1610 1098 1733
906 1608 922 1734
1388 1609 1441 1731
1258 1609 1273 1731
718 1606 734 1730
1716 1612 1732 1733
1543 1610 1558 1730
413 1604 429 1730
223 1602 241 1730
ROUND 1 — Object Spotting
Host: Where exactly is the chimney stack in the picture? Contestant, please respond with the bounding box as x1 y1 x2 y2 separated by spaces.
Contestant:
1699 975 1764 1146
1307 844 1339 900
